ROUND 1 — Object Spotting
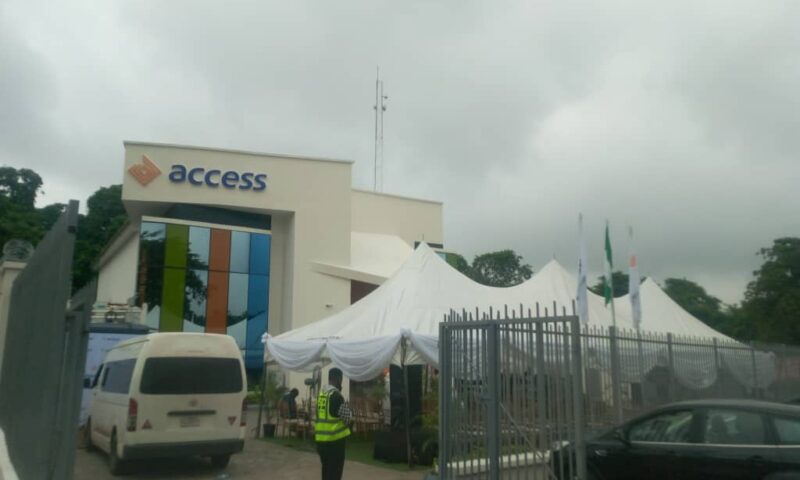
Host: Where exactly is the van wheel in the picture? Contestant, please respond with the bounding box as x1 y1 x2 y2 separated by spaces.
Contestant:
109 432 126 476
210 454 231 469
84 420 95 452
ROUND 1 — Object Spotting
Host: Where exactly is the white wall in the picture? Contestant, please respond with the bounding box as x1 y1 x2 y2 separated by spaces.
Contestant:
96 229 139 305
351 189 444 246
0 261 26 380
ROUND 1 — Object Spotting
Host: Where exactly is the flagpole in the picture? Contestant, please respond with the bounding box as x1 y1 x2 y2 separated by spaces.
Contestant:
605 220 617 329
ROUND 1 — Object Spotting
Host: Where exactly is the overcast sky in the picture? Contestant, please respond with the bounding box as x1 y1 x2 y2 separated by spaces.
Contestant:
2 0 799 304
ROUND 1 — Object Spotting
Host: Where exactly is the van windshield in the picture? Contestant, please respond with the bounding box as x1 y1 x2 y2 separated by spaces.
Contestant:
139 357 243 394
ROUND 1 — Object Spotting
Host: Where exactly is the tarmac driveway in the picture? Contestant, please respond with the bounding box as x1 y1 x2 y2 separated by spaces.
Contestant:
74 436 428 480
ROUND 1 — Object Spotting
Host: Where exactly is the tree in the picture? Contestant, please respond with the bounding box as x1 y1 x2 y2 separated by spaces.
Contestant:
72 185 127 291
468 250 533 287
444 252 471 277
662 277 727 329
0 166 42 209
589 271 631 298
741 237 800 344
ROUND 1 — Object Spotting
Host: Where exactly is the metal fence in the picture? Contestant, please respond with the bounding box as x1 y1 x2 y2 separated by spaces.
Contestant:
0 201 91 480
439 306 586 480
438 303 800 480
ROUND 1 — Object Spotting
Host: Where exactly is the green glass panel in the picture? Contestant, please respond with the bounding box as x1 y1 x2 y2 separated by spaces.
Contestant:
164 224 189 268
160 268 186 332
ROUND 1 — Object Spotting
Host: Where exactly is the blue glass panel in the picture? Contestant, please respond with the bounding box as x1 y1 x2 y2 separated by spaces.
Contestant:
229 231 250 273
227 273 249 349
245 274 269 369
188 227 210 270
249 233 271 276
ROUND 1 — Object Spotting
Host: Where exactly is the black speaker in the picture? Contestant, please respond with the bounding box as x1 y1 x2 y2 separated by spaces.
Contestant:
389 365 423 431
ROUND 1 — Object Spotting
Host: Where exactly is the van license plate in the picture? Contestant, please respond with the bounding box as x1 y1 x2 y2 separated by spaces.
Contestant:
180 416 200 428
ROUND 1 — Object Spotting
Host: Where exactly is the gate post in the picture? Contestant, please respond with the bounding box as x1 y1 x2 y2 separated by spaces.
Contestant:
486 322 501 480
609 326 624 424
535 321 547 450
571 316 587 480
667 333 676 402
438 320 450 479
750 346 759 398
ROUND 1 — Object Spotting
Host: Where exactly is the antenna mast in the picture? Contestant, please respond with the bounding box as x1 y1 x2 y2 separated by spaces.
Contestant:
373 67 388 191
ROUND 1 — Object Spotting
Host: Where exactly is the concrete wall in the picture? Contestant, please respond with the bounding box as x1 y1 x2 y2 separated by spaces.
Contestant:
351 189 444 246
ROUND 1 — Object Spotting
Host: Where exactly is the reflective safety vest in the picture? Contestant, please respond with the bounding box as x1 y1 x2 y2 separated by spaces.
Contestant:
315 388 351 442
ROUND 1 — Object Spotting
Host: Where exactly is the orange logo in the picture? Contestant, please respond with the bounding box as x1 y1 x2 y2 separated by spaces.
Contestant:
128 155 161 186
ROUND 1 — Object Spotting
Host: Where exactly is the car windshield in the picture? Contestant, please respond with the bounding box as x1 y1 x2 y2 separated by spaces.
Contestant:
628 410 693 443
139 357 243 394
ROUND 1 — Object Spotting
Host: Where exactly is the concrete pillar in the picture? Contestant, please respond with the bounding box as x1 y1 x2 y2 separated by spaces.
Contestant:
0 260 27 380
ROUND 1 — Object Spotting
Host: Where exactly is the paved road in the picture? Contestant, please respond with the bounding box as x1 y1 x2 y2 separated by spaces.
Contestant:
75 436 427 480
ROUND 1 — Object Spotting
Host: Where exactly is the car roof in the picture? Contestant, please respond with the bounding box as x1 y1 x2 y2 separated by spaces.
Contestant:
661 398 800 416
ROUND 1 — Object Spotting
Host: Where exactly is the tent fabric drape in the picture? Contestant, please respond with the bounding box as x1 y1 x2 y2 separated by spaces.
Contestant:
265 243 774 390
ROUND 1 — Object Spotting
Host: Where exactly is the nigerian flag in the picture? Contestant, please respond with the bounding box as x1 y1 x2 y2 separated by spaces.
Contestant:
602 222 614 306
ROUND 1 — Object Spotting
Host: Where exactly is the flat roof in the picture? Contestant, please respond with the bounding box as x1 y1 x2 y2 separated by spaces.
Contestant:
123 140 354 165
352 188 443 205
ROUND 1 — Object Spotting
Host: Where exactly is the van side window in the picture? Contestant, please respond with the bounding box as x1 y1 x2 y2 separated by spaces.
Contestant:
101 359 137 394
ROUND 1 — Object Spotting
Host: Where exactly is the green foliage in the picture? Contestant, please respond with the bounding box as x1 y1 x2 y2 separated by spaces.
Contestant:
0 166 63 251
467 250 533 287
72 185 127 291
445 252 471 276
741 237 800 344
590 270 632 297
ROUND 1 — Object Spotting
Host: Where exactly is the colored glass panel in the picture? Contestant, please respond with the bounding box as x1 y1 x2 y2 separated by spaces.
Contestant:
245 274 269 369
160 267 186 332
227 273 249 349
229 231 250 273
139 222 166 268
188 227 210 270
209 229 231 272
205 271 229 334
184 269 208 332
164 224 189 268
249 233 270 275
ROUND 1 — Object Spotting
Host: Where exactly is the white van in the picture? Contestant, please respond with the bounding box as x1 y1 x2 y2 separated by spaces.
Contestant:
87 332 247 474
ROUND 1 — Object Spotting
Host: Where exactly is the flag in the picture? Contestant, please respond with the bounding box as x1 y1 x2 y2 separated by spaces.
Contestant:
602 221 614 306
628 227 642 330
576 214 589 324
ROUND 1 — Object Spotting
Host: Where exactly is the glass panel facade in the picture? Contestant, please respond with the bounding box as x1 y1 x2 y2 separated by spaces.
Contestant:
136 220 271 369
188 227 210 270
229 231 250 273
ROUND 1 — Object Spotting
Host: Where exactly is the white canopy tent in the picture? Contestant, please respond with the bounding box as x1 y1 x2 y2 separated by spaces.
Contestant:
265 243 533 380
265 244 773 388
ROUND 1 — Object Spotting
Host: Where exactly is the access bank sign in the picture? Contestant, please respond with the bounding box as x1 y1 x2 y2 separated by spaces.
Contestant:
128 155 267 192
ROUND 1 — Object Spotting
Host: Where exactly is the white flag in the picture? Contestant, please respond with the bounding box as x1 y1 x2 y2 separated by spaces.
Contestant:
576 214 589 324
628 227 642 330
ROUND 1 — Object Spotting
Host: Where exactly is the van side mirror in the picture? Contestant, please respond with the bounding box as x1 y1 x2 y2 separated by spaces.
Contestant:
83 377 92 389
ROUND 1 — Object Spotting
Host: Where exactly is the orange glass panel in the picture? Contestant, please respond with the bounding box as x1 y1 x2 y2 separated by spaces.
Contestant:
206 270 229 334
209 229 231 272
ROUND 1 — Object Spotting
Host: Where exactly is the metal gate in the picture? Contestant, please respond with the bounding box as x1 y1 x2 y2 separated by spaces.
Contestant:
439 305 587 480
0 201 92 480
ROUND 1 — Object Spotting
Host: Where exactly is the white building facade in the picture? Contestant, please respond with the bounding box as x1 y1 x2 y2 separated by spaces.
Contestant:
96 142 443 371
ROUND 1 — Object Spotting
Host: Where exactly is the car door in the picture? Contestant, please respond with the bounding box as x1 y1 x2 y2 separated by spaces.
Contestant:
592 408 698 480
771 414 800 474
688 407 779 480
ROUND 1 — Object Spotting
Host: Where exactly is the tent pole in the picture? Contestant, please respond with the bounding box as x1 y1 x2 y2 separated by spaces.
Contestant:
401 338 413 469
256 363 268 438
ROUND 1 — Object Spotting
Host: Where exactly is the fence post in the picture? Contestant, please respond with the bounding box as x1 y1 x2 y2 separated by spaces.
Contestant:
535 320 547 450
438 321 449 479
609 326 624 424
571 316 587 480
667 333 676 402
486 322 501 480
712 338 720 397
750 346 759 399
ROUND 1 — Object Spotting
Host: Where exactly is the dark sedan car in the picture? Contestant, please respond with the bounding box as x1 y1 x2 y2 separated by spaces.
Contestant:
563 399 800 480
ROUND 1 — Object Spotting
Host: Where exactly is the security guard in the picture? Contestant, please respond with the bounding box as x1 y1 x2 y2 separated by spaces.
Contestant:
315 367 352 480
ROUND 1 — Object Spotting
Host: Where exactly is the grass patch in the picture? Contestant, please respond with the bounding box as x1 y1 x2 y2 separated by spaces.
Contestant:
261 436 423 472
